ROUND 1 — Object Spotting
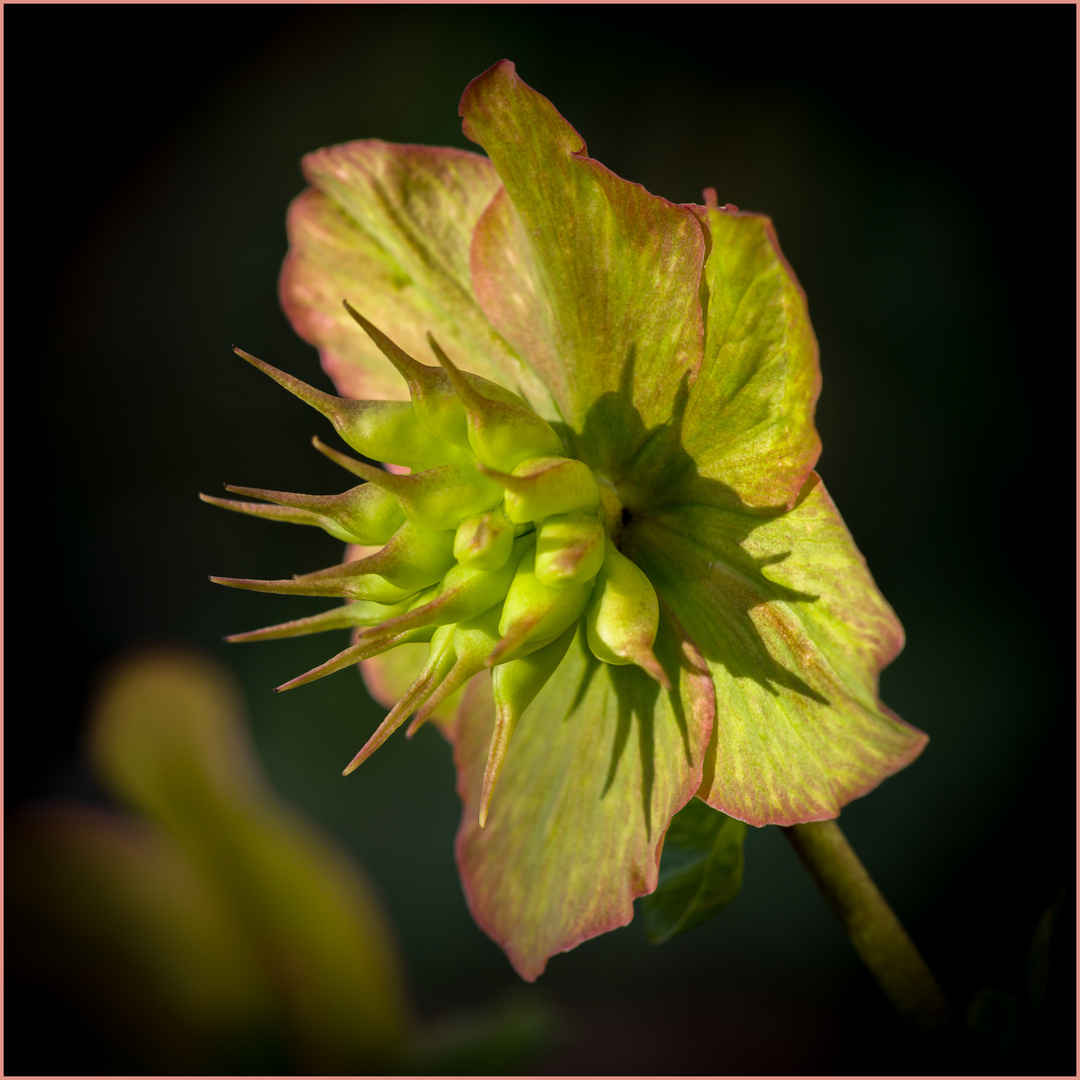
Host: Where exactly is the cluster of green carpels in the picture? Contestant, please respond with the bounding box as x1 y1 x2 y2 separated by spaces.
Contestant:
206 303 666 826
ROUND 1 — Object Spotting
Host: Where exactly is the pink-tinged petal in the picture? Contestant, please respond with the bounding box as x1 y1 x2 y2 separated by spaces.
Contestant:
280 141 548 405
627 472 925 827
453 620 713 980
460 61 705 475
633 202 821 513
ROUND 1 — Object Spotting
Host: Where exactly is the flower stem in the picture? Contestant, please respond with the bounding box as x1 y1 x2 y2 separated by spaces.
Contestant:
783 820 950 1040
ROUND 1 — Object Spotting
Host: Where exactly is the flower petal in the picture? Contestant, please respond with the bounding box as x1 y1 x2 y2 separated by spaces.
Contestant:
280 141 544 403
460 61 706 475
627 204 821 514
627 472 925 827
453 619 713 980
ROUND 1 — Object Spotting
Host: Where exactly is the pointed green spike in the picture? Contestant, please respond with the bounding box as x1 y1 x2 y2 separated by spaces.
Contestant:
234 346 465 468
200 491 367 546
209 570 418 606
406 606 504 737
218 481 405 546
294 521 456 594
585 539 670 689
479 455 600 524
426 332 564 470
342 302 526 449
225 598 414 643
342 624 457 774
274 625 435 694
482 623 578 828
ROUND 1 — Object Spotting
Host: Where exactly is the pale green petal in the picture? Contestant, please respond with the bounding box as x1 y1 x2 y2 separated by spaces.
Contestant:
453 620 713 980
628 473 925 826
626 204 821 514
460 61 706 474
280 140 552 409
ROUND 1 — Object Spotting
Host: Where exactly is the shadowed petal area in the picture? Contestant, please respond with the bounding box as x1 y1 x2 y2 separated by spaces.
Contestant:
280 141 551 407
627 473 925 827
626 204 821 514
454 619 713 981
460 60 705 474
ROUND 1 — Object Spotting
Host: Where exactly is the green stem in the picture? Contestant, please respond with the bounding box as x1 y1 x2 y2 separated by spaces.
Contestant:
784 820 950 1040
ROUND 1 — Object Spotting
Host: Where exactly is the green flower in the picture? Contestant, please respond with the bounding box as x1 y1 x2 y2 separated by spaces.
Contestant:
208 60 926 980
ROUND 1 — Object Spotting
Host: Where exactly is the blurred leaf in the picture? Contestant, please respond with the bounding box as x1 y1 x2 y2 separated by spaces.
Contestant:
1025 888 1065 1025
966 986 1018 1062
7 804 271 1071
83 646 411 1073
641 796 746 944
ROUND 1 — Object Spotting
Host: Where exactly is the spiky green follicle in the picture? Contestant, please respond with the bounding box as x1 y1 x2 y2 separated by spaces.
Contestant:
207 311 669 825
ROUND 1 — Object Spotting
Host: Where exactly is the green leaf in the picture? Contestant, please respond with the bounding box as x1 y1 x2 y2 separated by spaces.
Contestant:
629 472 926 825
460 60 706 475
454 617 714 980
280 141 555 413
641 797 747 944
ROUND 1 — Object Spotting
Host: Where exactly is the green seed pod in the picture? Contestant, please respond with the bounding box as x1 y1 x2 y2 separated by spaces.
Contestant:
295 521 456 594
319 455 505 533
357 533 535 643
482 623 578 827
534 512 606 588
453 505 516 571
233 347 469 469
426 333 564 470
481 456 601 524
202 479 406 547
585 540 670 689
487 548 595 666
344 302 524 450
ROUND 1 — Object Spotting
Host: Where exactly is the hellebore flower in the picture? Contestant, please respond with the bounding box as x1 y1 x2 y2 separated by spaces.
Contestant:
207 60 927 981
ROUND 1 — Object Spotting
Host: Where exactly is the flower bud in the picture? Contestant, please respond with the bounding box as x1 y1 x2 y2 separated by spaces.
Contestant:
201 479 405 547
234 347 468 469
482 624 578 827
486 548 595 666
534 512 606 588
453 506 516 570
426 333 564 470
585 540 670 689
480 456 600 524
344 302 525 450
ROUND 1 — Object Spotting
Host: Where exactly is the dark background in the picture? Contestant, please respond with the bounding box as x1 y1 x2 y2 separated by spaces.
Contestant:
7 4 1075 1074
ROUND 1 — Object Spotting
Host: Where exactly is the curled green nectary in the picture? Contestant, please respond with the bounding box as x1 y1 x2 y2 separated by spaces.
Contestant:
206 311 666 826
